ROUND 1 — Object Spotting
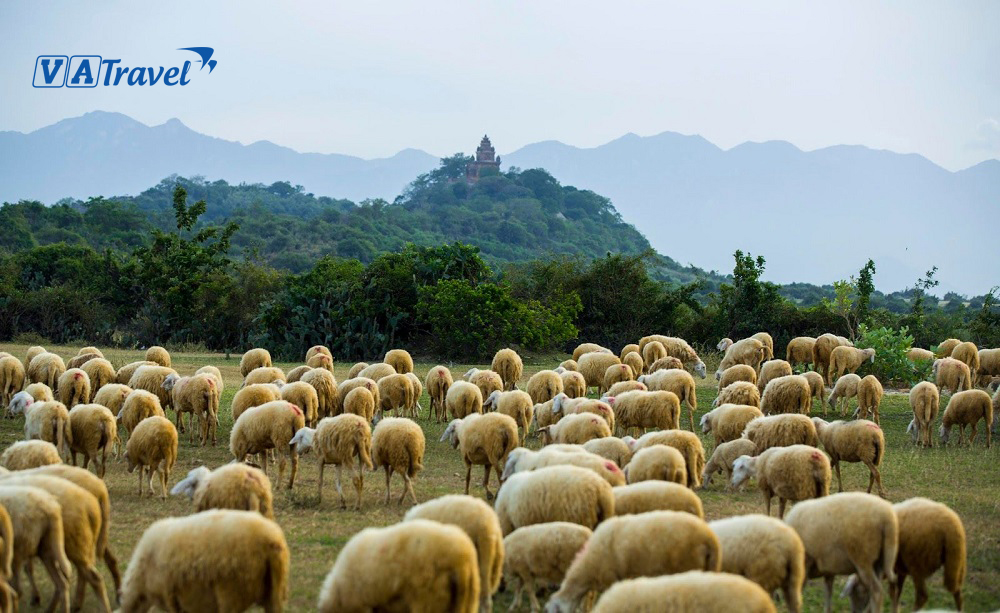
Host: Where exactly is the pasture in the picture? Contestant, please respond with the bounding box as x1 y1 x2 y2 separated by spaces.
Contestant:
1 343 998 612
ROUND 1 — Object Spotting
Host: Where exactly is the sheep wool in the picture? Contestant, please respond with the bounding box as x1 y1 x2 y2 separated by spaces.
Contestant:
577 352 622 395
812 418 887 497
718 364 757 389
230 401 305 490
117 389 165 440
23 345 47 371
57 368 91 409
342 386 375 423
949 341 980 375
800 370 826 409
171 464 275 519
636 368 698 429
605 390 680 436
907 347 935 363
164 373 220 445
306 352 334 373
67 404 117 478
301 367 339 420
80 358 115 402
700 403 763 446
908 381 940 447
713 381 761 409
976 347 1000 385
785 336 817 368
638 335 707 378
827 373 862 416
622 443 685 486
889 497 966 612
582 437 633 467
230 383 282 422
939 389 992 447
381 349 413 375
604 379 646 397
612 481 703 518
242 366 287 388
742 413 820 454
290 414 373 509
425 365 454 422
625 429 706 488
483 390 534 444
371 417 425 506
128 365 179 412
335 377 380 416
619 343 640 361
441 412 518 499
346 361 369 380
701 438 757 488
0 440 62 471
447 381 484 420
591 572 776 613
280 381 320 427
503 522 592 613
404 372 424 418
856 375 884 424
491 348 523 391
716 337 767 377
239 348 272 378
602 364 635 395
540 412 612 446
501 447 625 488
757 359 793 396
760 374 812 416
305 345 333 363
125 415 178 499
572 343 612 362
829 346 876 383
622 352 644 380
730 444 831 517
0 356 26 407
195 365 224 392
465 369 504 403
647 355 685 373
114 360 156 385
144 346 171 368
641 341 667 371
285 365 312 384
494 465 614 536
812 333 852 383
21 400 72 462
27 353 66 392
934 357 972 395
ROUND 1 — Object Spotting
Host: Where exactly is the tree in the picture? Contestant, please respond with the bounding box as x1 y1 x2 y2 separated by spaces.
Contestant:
824 259 876 342
855 259 876 326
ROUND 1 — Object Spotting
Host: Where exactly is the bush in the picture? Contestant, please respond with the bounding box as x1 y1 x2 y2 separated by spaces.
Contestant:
855 324 930 386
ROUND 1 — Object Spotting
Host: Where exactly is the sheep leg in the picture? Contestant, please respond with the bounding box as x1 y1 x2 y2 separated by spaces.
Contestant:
822 575 834 613
402 473 417 506
23 561 40 606
383 467 393 504
482 464 493 500
834 461 844 492
506 576 523 612
865 460 886 497
352 464 364 510
763 493 772 517
334 464 347 509
72 562 86 610
102 548 121 605
137 467 145 498
526 577 541 612
38 555 70 613
889 572 906 613
287 450 298 489
688 405 695 431
149 468 158 500
856 564 883 613
778 498 787 519
316 460 326 503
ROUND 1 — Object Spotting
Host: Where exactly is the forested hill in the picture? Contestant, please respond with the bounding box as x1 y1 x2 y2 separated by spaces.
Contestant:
0 155 714 284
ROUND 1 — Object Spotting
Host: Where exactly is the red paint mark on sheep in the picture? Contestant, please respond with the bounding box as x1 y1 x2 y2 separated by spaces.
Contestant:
73 372 82 380
810 451 823 462
605 461 622 474
288 404 303 415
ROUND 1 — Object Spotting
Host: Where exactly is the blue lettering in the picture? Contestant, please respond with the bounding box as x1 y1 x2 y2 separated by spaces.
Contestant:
164 66 180 86
70 60 93 85
146 66 165 85
40 59 64 84
180 61 191 85
127 67 147 86
101 59 120 85
114 66 128 85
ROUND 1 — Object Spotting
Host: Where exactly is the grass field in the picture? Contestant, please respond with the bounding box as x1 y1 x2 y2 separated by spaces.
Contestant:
2 343 998 612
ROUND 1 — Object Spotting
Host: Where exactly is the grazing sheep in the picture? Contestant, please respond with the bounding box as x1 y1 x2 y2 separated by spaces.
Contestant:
280 380 319 427
27 353 66 392
761 374 812 416
908 381 940 447
717 337 768 377
425 365 454 421
405 495 504 613
0 356 25 407
583 437 633 467
625 444 687 486
934 357 973 394
305 345 333 363
801 370 826 408
306 352 334 373
758 359 793 395
560 371 587 399
812 418 886 496
939 389 993 447
163 373 220 445
464 368 504 403
484 390 534 444
623 430 706 488
559 359 578 372
731 444 831 517
785 492 898 613
15 399 72 461
0 485 71 613
77 347 103 359
0 440 62 470
285 365 311 383
127 365 178 414
545 511 721 612
114 360 155 385
347 361 369 379
550 395 616 431
621 352 644 379
194 366 226 390
572 343 612 362
491 348 523 391
121 510 288 613
340 386 374 422
854 375 884 424
124 415 177 499
501 447 625 488
170 464 274 518
371 417 425 505
288 414 373 509
57 368 91 409
829 347 876 384
447 381 484 420
717 337 734 351
907 347 935 363
753 332 775 360
591 572 776 613
577 352 622 395
604 390 680 436
710 515 806 613
812 334 852 383
117 390 165 441
23 346 47 371
718 364 757 389
603 364 634 395
494 465 614 535
827 373 862 416
382 348 413 375
317 519 478 613
647 355 684 373
742 413 820 454
242 366 286 388
604 379 646 397
638 336 707 378
935 338 962 358
230 401 304 489
612 481 703 517
786 336 817 369
637 368 698 430
144 346 171 367
441 413 519 499
641 341 667 371
619 344 640 361
22 382 53 403
301 367 339 420
525 370 563 405
701 438 757 488
949 341 980 376
335 377 380 416
80 359 115 402
975 347 1000 386
713 381 761 409
239 348 272 378
67 404 117 478
539 412 612 446
700 404 763 446
503 522 592 613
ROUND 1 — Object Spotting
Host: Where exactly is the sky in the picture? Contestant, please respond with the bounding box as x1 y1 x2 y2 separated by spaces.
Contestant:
1 1 998 170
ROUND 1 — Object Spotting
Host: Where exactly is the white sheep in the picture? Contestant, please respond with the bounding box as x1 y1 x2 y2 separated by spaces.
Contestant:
144 345 171 368
280 380 320 427
242 366 287 388
346 361 368 379
0 440 61 470
501 447 626 488
358 362 396 382
757 359 793 395
731 444 832 517
577 352 622 395
503 522 592 613
604 379 645 397
612 480 704 518
581 437 633 467
826 373 861 416
170 463 275 518
301 367 338 420
26 352 66 392
447 381 484 419
57 368 91 408
0 484 71 612
812 418 887 496
0 356 25 408
939 389 993 447
377 373 415 419
591 572 777 612
786 336 817 369
718 364 758 389
484 390 534 445
701 438 757 488
539 412 611 445
742 413 820 454
230 383 282 422
383 348 413 374
637 335 707 378
342 386 375 422
493 465 614 535
425 365 454 422
371 417 425 505
124 415 177 499
441 413 519 499
603 390 679 436
908 381 940 447
290 413 373 508
492 348 523 391
230 400 305 490
829 346 876 383
67 404 117 478
92 383 132 418
239 348 272 378
114 360 156 385
624 444 687 486
465 368 504 402
760 374 812 416
700 403 763 446
854 374 884 424
163 372 221 445
812 333 852 383
550 394 616 432
717 337 768 377
637 368 698 430
623 429 706 488
933 357 972 394
116 389 165 444
80 358 115 402
14 399 72 462
713 380 761 408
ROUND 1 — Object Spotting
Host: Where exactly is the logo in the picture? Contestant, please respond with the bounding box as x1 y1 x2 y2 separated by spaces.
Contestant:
32 48 218 88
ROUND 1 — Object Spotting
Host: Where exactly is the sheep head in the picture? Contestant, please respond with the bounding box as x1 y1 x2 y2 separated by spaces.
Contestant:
717 338 733 351
730 455 757 489
440 420 462 448
692 361 705 379
939 423 950 445
552 393 568 416
905 419 917 442
463 368 479 381
621 435 638 451
289 427 316 454
864 348 876 363
810 417 830 433
483 390 500 411
6 391 32 417
170 466 211 499
161 373 180 392
699 412 711 433
500 447 529 481
554 366 566 374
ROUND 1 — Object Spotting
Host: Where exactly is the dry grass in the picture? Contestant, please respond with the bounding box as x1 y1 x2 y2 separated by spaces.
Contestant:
1 343 998 611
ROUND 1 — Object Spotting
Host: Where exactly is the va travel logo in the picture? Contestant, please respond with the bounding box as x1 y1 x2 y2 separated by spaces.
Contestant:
33 48 218 88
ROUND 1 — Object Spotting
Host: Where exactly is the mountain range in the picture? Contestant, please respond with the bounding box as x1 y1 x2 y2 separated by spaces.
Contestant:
2 111 997 294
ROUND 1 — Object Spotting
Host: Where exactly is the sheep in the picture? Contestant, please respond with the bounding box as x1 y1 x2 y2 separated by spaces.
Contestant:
713 380 761 408
114 360 155 385
77 346 102 358
939 389 993 447
701 438 757 488
56 368 91 409
731 444 831 517
612 481 703 518
619 343 640 361
949 340 980 375
491 348 523 391
127 365 178 413
718 364 757 389
637 368 698 429
577 352 622 395
639 337 705 377
753 332 775 360
742 413 820 454
301 367 339 420
342 386 375 422
0 356 25 407
67 404 117 478
784 492 898 613
717 337 734 351
484 390 534 444
501 447 626 488
23 345 47 371
827 373 862 416
641 340 667 371
288 414 373 509
441 413 519 499
239 347 272 378
907 381 940 448
604 379 645 397
700 403 763 446
465 368 504 402
761 374 812 416
0 485 71 613
229 385 280 425
556 371 585 400
17 400 72 461
80 359 114 402
854 375 884 424
647 355 684 373
305 345 333 363
170 463 274 519
334 377 380 416
844 497 966 613
120 510 289 613
371 417 424 505
545 510 721 612
621 351 644 379
116 389 165 442
758 359 793 395
829 346 876 383
503 522 592 613
786 336 817 369
285 365 311 383
801 370 826 409
0 440 61 470
425 365 453 421
144 345 171 367
602 364 634 395
604 390 680 436
539 412 612 445
280 380 319 427
907 347 935 363
346 361 369 379
124 415 177 499
493 465 614 535
447 380 484 419
717 337 767 377
623 430 706 488
230 400 304 490
590 572 777 613
975 347 1000 386
23 382 53 403
27 352 66 392
163 373 220 445
812 418 886 496
317 519 478 613
242 366 286 388
306 352 334 373
553 393 615 433
709 514 806 613
404 495 504 613
582 437 633 467
625 444 687 486
934 357 973 394
935 338 962 358
572 342 612 362
813 333 852 383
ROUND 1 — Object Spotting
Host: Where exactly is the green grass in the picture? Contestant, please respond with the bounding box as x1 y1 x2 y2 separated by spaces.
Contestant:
2 343 998 611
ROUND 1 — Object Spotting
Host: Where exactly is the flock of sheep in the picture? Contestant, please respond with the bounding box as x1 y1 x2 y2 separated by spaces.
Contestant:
0 331 994 612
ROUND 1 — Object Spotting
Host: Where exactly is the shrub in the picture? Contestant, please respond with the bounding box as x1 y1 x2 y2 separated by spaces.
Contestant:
855 324 930 386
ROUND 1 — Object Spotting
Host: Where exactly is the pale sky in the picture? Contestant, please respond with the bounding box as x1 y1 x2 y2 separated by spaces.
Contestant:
2 1 998 170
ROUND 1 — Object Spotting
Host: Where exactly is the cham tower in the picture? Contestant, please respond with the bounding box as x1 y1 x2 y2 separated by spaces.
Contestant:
466 135 501 181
